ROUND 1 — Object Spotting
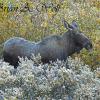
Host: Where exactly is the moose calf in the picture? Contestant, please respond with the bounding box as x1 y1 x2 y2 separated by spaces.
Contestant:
3 20 92 68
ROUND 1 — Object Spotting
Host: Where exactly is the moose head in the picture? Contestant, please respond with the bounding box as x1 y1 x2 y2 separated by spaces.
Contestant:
63 19 93 53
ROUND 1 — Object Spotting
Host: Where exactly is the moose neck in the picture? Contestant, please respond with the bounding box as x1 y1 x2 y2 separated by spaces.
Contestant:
62 31 76 56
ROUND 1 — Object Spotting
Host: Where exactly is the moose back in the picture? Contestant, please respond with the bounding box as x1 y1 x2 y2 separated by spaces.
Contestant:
3 20 92 68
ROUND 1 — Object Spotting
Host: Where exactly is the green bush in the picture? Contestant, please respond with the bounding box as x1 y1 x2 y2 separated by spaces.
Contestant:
0 55 100 100
0 0 99 68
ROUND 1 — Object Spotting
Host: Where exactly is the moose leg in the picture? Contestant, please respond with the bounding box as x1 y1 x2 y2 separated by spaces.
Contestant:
3 51 19 69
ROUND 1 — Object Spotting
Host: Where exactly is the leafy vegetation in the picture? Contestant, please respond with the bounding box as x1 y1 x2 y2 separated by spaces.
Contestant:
0 0 100 99
0 55 100 100
0 0 99 69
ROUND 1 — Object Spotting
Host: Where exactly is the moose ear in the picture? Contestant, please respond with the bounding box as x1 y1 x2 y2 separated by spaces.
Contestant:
71 20 79 29
63 19 73 30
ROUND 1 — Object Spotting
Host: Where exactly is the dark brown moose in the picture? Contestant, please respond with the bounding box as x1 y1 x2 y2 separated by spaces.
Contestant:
3 20 92 68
